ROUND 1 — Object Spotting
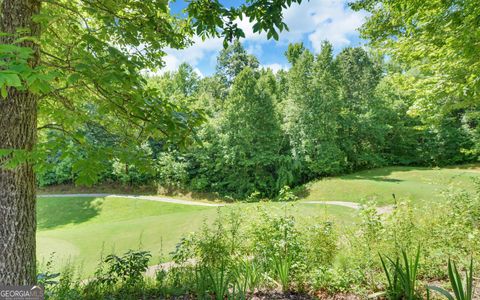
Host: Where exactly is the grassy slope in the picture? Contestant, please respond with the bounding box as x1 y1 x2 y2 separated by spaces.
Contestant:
37 197 356 276
37 164 480 276
298 164 480 205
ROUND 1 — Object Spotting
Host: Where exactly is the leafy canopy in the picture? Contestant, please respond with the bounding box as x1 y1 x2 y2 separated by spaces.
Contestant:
351 0 480 116
0 0 306 184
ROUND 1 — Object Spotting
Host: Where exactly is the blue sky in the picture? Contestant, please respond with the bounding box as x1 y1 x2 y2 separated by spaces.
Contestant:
164 0 367 76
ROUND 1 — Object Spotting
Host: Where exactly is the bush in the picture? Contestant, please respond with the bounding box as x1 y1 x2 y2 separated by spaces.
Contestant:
276 185 298 202
303 221 337 268
155 151 189 193
94 250 152 286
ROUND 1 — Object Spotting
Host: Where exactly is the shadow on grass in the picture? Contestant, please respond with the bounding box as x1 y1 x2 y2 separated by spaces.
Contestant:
38 182 157 195
338 166 430 182
445 163 480 170
37 197 103 230
157 185 236 203
348 176 403 182
293 184 310 199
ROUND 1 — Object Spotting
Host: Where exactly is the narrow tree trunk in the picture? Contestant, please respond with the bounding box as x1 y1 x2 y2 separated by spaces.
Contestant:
0 0 41 285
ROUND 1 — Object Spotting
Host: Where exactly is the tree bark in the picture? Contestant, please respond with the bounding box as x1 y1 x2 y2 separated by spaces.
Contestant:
0 0 41 285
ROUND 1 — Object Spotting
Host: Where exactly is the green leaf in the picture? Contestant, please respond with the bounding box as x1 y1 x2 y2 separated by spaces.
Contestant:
67 73 81 84
427 286 455 300
0 72 22 87
272 29 279 40
1 85 7 98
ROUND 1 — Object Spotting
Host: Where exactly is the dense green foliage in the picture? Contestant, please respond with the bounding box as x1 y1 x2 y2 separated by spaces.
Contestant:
351 0 480 161
24 0 480 297
19 0 477 201
38 40 478 199
351 0 480 116
1 0 305 186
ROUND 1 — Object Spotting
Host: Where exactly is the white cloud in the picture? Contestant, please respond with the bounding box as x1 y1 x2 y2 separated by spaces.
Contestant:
160 35 224 74
232 0 366 51
161 53 181 73
281 0 367 52
159 15 268 74
237 15 268 42
157 1 366 74
245 43 263 58
261 63 288 73
193 67 204 78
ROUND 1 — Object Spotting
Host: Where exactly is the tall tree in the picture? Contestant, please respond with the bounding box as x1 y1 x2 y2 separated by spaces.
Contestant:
285 42 305 65
216 39 259 86
352 0 480 160
307 42 344 175
285 43 343 179
218 68 285 197
0 0 41 285
0 0 305 284
335 47 384 169
351 0 480 132
173 63 200 97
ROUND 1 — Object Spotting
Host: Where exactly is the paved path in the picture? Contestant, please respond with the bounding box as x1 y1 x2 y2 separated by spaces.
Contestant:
38 194 393 212
145 258 197 277
303 200 394 214
37 193 225 207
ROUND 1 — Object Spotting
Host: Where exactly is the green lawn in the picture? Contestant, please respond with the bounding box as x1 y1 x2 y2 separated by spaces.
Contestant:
298 164 480 205
37 197 356 276
37 164 480 276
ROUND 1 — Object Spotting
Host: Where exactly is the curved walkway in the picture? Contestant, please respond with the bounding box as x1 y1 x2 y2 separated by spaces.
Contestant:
37 193 225 207
303 200 394 214
38 194 393 212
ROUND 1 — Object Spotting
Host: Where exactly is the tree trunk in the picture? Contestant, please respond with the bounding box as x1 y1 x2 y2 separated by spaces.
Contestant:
0 0 41 285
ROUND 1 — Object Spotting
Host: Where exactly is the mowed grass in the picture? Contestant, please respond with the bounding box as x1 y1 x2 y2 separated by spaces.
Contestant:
37 164 479 276
37 197 357 276
298 164 480 205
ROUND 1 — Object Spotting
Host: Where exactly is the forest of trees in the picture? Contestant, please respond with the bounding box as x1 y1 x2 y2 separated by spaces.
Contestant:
38 40 479 199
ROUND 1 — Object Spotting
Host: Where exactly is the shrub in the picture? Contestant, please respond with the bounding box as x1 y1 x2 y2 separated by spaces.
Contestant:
169 209 252 299
95 250 152 286
303 221 337 268
251 211 302 291
156 151 189 193
276 185 298 202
